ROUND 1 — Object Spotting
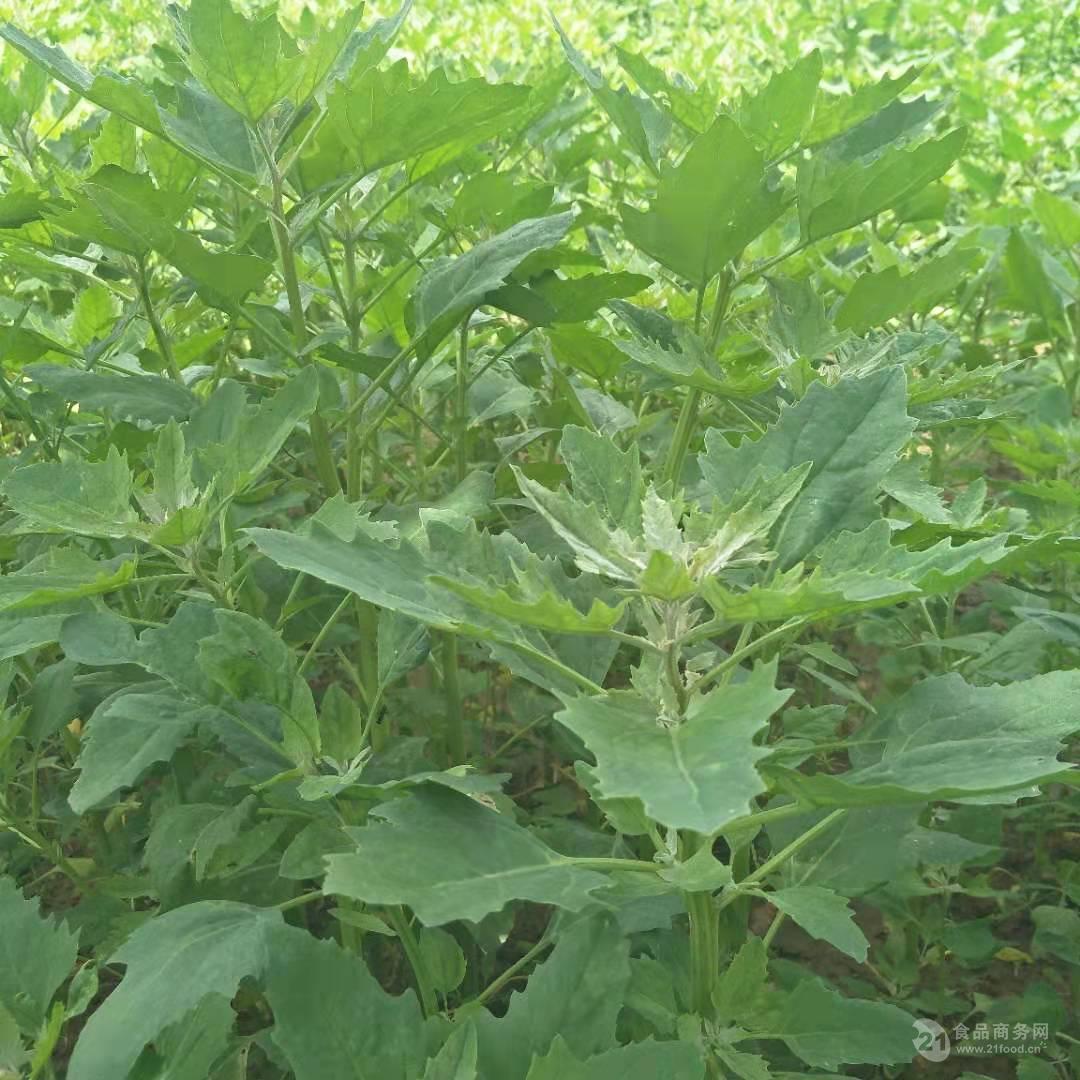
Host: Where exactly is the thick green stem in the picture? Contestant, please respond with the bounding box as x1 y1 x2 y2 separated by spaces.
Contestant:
386 906 438 1017
265 150 341 496
441 632 466 764
355 598 382 749
136 259 183 383
455 317 470 483
662 387 703 488
686 885 719 1016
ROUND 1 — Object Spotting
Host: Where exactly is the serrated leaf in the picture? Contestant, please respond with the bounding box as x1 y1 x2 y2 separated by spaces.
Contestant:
806 66 922 145
412 213 574 356
759 886 868 961
69 689 218 813
525 1035 705 1079
424 1024 478 1080
557 661 791 833
187 0 301 121
556 23 668 176
0 550 134 613
266 929 428 1080
2 446 140 539
302 62 530 189
0 23 164 134
474 915 630 1080
767 980 915 1069
0 877 79 1034
703 520 1012 623
66 903 283 1080
621 117 785 287
836 247 979 332
26 364 199 425
734 50 822 159
324 785 608 924
769 670 1080 806
699 369 914 567
433 578 626 635
798 128 967 242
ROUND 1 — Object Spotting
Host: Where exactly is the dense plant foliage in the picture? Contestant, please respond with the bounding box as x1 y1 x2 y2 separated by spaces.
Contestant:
0 1 1077 1077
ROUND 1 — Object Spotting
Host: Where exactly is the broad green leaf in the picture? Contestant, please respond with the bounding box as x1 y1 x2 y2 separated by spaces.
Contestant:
324 785 608 923
615 46 714 135
432 578 627 635
835 247 978 332
769 670 1080 806
69 689 219 813
266 929 428 1080
67 903 283 1080
248 522 458 629
70 282 120 345
525 1036 705 1080
699 368 914 567
424 1024 478 1080
546 326 628 380
766 980 914 1068
0 23 164 134
513 467 640 581
798 128 967 243
806 66 921 145
703 520 1012 623
1033 188 1080 249
151 419 198 519
559 425 642 530
615 325 779 398
302 62 530 189
1005 229 1065 332
767 276 841 361
734 50 822 159
0 877 78 1033
0 613 68 660
51 167 271 308
197 609 319 765
758 886 868 961
187 0 302 121
474 915 629 1080
557 661 791 833
60 610 138 666
714 939 770 1027
25 364 199 425
1031 906 1080 967
25 658 79 745
157 83 259 178
290 7 365 106
0 550 134 613
142 994 235 1080
412 212 574 356
2 447 140 539
621 117 785 287
766 806 923 895
492 271 653 326
556 22 667 176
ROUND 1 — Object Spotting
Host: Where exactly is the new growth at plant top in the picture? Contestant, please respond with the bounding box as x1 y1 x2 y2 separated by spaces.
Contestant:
0 0 1077 1077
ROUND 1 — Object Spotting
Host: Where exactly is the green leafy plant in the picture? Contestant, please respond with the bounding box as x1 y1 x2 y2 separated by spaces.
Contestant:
0 1 1077 1078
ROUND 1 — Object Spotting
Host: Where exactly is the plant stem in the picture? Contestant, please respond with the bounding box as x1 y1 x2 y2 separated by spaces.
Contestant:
135 258 183 383
262 135 341 496
685 884 719 1016
455 316 470 483
717 809 848 913
464 934 554 1009
386 906 438 1017
662 386 703 488
441 632 466 764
